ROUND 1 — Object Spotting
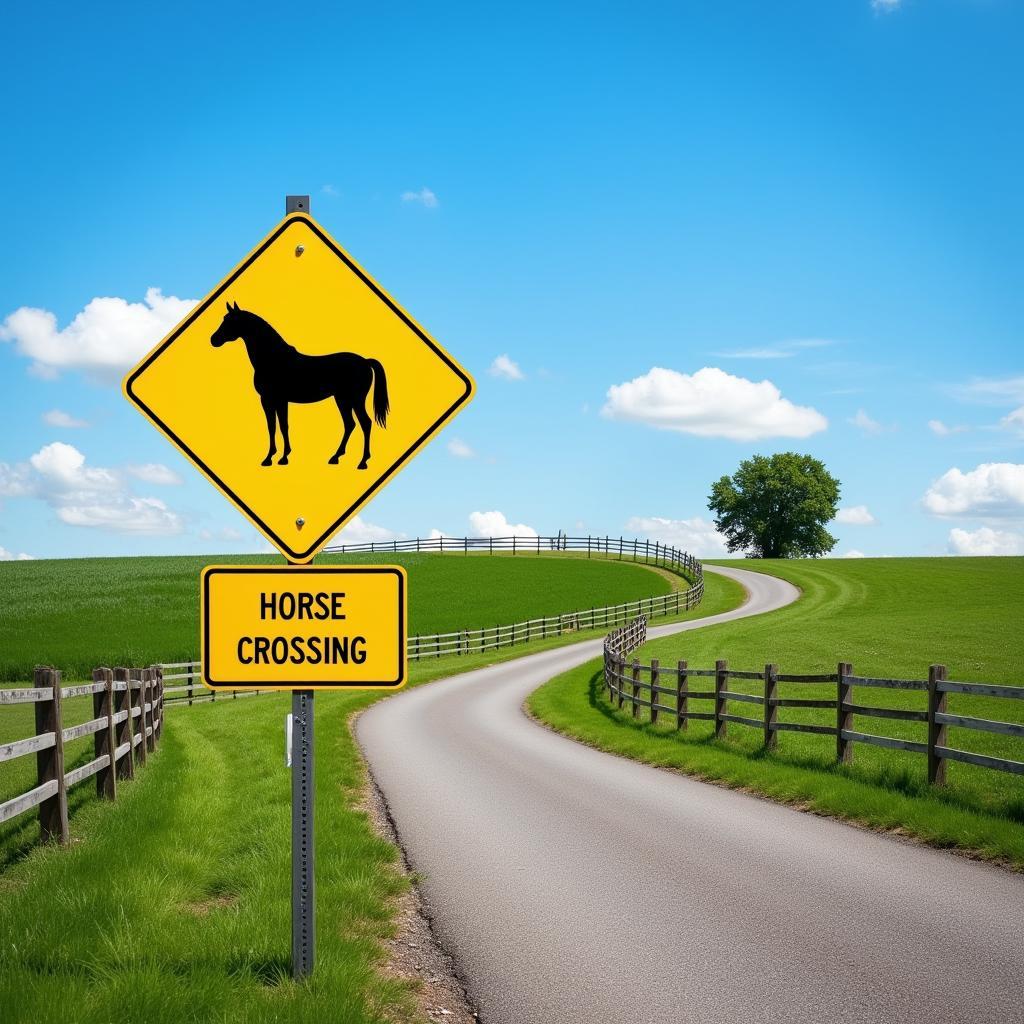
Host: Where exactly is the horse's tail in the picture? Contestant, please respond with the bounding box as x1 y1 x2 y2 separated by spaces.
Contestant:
368 358 389 428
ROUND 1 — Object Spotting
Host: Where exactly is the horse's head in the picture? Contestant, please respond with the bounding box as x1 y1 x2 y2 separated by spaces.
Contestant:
211 302 246 347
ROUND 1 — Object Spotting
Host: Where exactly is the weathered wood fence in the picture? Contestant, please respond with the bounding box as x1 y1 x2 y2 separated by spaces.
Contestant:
602 618 1024 783
326 534 704 660
0 665 164 845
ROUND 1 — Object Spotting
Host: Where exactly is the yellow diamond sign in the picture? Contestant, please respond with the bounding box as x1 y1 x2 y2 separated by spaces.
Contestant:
124 212 474 561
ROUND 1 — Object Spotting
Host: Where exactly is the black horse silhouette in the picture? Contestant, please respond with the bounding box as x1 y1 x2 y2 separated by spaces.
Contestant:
210 302 388 469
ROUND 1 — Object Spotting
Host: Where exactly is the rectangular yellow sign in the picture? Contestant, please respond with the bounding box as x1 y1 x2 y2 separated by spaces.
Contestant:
201 565 406 690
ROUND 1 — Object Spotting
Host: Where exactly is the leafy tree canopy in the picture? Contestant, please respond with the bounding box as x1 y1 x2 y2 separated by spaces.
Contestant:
708 452 840 558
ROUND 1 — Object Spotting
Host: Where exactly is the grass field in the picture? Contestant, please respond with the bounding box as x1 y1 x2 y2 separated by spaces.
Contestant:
529 557 1024 866
0 569 743 1024
0 551 674 682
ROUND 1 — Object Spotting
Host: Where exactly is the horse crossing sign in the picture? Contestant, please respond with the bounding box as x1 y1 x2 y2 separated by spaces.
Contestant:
124 210 474 562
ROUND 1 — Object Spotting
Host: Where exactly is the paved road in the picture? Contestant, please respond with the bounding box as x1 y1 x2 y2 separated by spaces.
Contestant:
357 566 1024 1023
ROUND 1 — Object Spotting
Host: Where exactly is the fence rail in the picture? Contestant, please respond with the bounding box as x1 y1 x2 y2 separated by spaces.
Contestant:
0 665 164 845
602 622 1024 783
326 534 703 660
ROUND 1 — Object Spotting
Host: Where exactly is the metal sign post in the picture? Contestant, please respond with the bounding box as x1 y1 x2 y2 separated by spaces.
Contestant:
291 686 315 978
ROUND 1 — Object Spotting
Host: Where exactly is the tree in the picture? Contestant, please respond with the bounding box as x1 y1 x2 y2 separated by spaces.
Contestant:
708 452 840 558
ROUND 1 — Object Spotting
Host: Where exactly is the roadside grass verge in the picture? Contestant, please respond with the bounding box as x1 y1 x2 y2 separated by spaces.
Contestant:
528 557 1024 867
0 571 745 1023
0 551 675 682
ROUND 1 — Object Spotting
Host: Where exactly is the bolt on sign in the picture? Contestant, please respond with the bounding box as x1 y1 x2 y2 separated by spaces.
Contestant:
123 212 474 563
201 565 406 690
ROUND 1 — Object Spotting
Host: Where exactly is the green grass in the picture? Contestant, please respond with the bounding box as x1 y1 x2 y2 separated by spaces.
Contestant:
0 567 745 1023
0 551 673 682
529 557 1024 867
0 689 413 1024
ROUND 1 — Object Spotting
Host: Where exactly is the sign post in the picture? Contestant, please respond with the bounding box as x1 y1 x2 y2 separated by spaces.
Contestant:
123 192 469 981
291 688 314 977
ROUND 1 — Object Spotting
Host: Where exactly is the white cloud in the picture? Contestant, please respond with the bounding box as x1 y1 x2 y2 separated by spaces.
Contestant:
1000 407 1024 435
836 505 876 526
841 549 867 559
948 527 1024 557
714 339 834 360
602 366 826 442
849 409 883 435
58 497 181 533
0 545 33 561
0 461 33 498
923 463 1024 517
0 287 196 381
953 376 1024 406
401 187 439 208
447 438 475 459
872 0 901 11
125 463 182 485
928 419 968 437
489 354 525 381
625 515 729 557
43 409 89 429
0 442 183 535
469 510 537 538
321 184 339 197
428 528 451 540
333 515 404 546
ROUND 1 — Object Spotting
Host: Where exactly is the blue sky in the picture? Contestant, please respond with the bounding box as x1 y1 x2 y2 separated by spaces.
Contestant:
1 0 1022 561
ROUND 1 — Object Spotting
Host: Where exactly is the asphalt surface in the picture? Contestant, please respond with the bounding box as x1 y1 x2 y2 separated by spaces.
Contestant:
357 565 1024 1023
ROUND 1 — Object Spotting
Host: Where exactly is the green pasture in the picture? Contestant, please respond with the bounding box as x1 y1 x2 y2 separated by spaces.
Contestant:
529 557 1024 866
0 569 742 1024
0 550 675 683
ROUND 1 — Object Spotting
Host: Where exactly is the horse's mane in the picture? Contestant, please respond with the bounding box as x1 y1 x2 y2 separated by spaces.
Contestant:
239 309 297 353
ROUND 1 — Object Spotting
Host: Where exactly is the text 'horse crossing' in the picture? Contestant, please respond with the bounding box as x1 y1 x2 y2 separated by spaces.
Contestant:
211 302 389 470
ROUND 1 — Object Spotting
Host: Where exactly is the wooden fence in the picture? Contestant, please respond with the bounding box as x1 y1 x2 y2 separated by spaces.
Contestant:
160 662 266 707
603 619 1024 783
0 665 164 845
326 534 704 660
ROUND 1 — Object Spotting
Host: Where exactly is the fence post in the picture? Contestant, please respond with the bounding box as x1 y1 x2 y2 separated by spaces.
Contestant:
631 660 640 718
93 667 117 800
35 667 69 845
763 663 778 751
187 663 194 706
714 660 728 739
616 654 625 709
130 668 147 766
143 668 156 753
113 667 134 779
676 660 688 731
837 662 854 764
154 665 163 743
649 659 660 725
927 664 948 786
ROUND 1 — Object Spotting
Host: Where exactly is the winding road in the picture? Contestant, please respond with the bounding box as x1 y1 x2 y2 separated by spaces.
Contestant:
357 565 1024 1023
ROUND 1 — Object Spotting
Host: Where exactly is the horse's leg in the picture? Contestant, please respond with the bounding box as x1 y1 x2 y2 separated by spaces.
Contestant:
354 404 373 469
260 395 277 467
329 399 355 464
277 403 291 465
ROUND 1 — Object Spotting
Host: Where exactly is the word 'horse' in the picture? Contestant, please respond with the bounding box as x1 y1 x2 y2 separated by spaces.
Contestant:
211 302 389 469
